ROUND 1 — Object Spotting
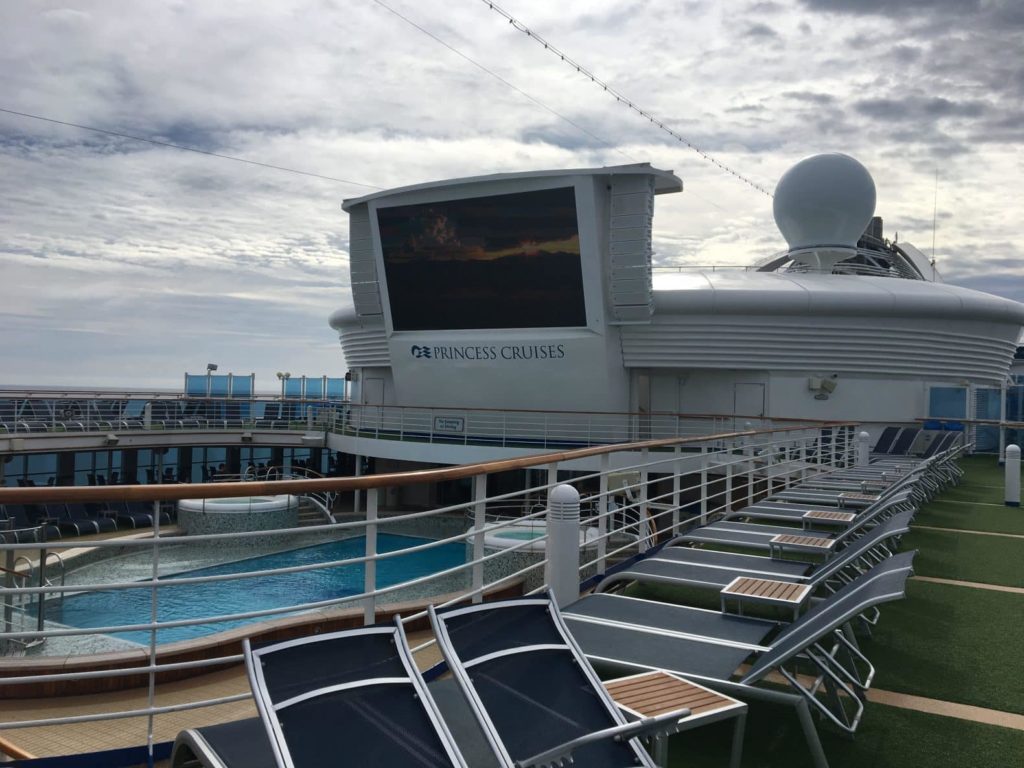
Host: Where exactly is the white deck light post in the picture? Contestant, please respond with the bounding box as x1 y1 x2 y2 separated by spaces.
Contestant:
857 431 871 467
1006 444 1020 508
546 484 581 607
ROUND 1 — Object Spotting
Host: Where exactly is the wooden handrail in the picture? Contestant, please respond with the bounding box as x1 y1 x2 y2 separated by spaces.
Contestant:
340 401 853 424
0 423 858 504
913 417 1024 429
0 736 34 761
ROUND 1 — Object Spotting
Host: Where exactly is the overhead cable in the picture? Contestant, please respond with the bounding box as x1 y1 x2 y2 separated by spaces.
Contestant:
370 0 632 162
477 1 774 198
0 107 382 189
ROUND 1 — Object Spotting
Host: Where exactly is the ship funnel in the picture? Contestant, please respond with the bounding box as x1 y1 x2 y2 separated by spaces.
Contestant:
773 153 876 271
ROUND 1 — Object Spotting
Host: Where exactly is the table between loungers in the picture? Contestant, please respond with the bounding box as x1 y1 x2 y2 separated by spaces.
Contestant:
605 670 747 768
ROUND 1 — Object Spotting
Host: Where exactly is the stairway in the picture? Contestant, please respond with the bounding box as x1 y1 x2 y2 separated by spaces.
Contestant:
296 500 331 527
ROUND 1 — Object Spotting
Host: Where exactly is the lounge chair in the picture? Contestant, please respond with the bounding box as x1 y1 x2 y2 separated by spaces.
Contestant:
429 597 690 768
722 488 914 527
562 551 917 768
595 509 914 628
870 426 901 454
55 503 102 536
171 609 678 768
671 491 907 555
5 503 61 540
109 500 171 528
175 620 468 768
885 427 920 456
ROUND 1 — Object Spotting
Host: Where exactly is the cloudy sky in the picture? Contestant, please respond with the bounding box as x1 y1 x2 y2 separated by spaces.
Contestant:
2 0 1022 389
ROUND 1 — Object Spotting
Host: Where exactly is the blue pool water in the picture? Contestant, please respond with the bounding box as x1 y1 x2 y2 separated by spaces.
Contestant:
46 534 466 644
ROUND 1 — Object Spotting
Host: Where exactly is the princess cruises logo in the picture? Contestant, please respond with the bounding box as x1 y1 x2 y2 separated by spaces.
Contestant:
409 343 566 361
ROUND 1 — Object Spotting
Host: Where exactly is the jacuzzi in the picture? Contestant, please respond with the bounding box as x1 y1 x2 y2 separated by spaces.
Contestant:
481 519 600 553
177 494 300 537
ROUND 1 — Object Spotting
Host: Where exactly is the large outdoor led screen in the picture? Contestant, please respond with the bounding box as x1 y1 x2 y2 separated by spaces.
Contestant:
377 186 586 331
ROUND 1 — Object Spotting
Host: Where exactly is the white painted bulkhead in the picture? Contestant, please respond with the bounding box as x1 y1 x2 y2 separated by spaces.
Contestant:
330 163 1024 466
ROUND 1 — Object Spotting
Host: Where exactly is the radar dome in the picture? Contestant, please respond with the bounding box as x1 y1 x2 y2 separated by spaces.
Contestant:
773 153 876 253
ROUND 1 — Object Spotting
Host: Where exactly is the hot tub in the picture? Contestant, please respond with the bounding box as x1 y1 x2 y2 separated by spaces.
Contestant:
177 495 300 536
482 519 600 553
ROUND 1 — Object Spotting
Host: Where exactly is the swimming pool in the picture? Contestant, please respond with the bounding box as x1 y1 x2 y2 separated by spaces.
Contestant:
45 534 466 645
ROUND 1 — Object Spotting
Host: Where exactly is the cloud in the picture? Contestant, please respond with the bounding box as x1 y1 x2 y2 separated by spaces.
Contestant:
0 0 1020 388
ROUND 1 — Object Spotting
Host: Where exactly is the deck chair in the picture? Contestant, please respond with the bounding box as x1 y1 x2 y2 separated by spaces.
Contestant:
174 619 468 768
562 551 917 768
598 508 913 598
886 427 920 456
599 509 912 633
722 488 914 527
672 490 907 555
246 620 467 768
110 500 171 528
57 503 117 536
429 597 688 768
870 426 901 455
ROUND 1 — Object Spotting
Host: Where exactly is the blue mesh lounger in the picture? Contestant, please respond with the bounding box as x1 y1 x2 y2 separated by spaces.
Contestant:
721 489 915 526
562 551 917 768
597 509 913 604
429 597 691 768
173 620 468 768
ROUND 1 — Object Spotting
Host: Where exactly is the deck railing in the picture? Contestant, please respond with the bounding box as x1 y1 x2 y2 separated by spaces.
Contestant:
0 393 337 435
331 402 832 450
0 421 857 764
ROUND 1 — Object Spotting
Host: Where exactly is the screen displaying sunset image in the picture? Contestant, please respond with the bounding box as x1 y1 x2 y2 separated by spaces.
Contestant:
377 186 586 330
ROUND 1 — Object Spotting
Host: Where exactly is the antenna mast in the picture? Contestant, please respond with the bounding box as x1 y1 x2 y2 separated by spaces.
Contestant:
931 169 938 264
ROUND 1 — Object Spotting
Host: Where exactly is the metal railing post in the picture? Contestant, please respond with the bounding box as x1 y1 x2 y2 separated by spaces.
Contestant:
471 474 487 604
36 545 46 634
699 445 708 525
597 453 609 573
725 458 733 516
639 448 650 552
363 488 378 626
830 426 838 469
2 548 14 653
671 446 682 535
353 454 362 518
747 444 755 508
146 499 162 767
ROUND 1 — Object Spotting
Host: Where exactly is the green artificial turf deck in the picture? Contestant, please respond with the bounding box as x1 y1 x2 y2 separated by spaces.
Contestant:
913 499 1024 535
665 700 1024 768
902 528 1024 587
859 580 1024 714
950 454 1024 495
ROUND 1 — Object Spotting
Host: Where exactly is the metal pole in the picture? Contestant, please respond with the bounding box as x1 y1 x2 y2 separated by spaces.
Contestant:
671 446 682 535
145 498 162 768
699 445 708 524
639 448 649 552
363 488 378 625
36 546 46 634
471 474 487 604
3 548 14 650
597 453 609 573
353 454 362 518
